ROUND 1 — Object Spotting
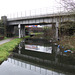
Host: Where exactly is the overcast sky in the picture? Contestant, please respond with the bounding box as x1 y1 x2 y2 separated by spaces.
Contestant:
0 0 61 18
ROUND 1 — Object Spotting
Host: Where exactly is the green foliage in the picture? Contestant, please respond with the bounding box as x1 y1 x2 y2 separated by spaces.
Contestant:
59 21 75 36
58 36 75 51
0 38 22 62
23 36 30 39
0 20 3 25
0 20 4 36
30 32 43 35
4 37 8 39
43 27 53 40
58 21 75 51
0 51 9 61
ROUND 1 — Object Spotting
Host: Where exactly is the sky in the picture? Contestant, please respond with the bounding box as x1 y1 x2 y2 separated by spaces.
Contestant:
0 0 61 18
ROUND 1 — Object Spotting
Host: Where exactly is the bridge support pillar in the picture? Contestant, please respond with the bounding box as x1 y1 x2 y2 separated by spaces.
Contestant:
52 24 56 41
56 21 59 41
23 25 25 37
18 24 21 38
21 25 25 38
18 24 25 38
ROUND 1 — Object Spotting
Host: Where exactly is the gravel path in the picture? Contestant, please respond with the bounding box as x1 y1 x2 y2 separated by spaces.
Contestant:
0 38 14 45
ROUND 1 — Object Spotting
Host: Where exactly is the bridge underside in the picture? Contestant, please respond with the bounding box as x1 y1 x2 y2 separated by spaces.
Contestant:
6 22 58 42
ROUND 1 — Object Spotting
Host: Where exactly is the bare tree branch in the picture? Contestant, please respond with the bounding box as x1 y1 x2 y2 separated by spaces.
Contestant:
61 0 75 11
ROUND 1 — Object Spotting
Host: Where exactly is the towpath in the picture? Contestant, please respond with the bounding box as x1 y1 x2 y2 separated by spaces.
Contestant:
0 38 15 45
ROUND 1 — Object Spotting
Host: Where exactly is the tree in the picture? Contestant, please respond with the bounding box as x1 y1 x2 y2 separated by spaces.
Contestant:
61 0 75 11
0 20 4 36
59 21 75 36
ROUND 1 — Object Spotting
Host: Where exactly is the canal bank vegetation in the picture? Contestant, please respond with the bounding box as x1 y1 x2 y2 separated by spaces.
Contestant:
29 22 75 52
0 19 5 38
58 36 75 51
0 38 22 62
30 32 44 39
58 21 75 52
0 36 8 41
23 36 30 39
30 32 43 35
30 27 53 40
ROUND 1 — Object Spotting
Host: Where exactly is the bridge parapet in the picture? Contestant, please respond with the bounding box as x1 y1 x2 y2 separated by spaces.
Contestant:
7 12 75 26
7 12 75 21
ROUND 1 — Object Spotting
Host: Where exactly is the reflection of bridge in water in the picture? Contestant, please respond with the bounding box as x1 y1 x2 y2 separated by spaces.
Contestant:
8 57 65 75
10 39 75 74
9 51 75 74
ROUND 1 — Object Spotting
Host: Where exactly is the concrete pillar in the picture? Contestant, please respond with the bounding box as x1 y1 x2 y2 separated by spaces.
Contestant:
1 16 7 36
20 25 25 38
18 24 21 38
21 29 23 37
23 25 25 37
56 21 59 41
52 24 56 41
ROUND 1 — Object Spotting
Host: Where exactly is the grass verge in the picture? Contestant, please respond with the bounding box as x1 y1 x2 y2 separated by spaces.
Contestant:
23 36 30 38
0 38 22 63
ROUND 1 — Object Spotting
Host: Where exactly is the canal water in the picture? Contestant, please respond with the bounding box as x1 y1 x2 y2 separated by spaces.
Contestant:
0 38 75 75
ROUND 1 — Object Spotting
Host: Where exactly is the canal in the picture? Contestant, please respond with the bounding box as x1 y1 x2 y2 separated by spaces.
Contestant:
0 38 75 75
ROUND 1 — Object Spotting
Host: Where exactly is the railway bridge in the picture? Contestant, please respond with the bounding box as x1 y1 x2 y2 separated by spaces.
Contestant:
1 12 75 40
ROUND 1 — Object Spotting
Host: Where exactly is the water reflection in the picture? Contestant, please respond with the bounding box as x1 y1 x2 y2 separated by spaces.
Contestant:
7 57 65 75
13 39 75 74
0 38 75 75
25 45 52 53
